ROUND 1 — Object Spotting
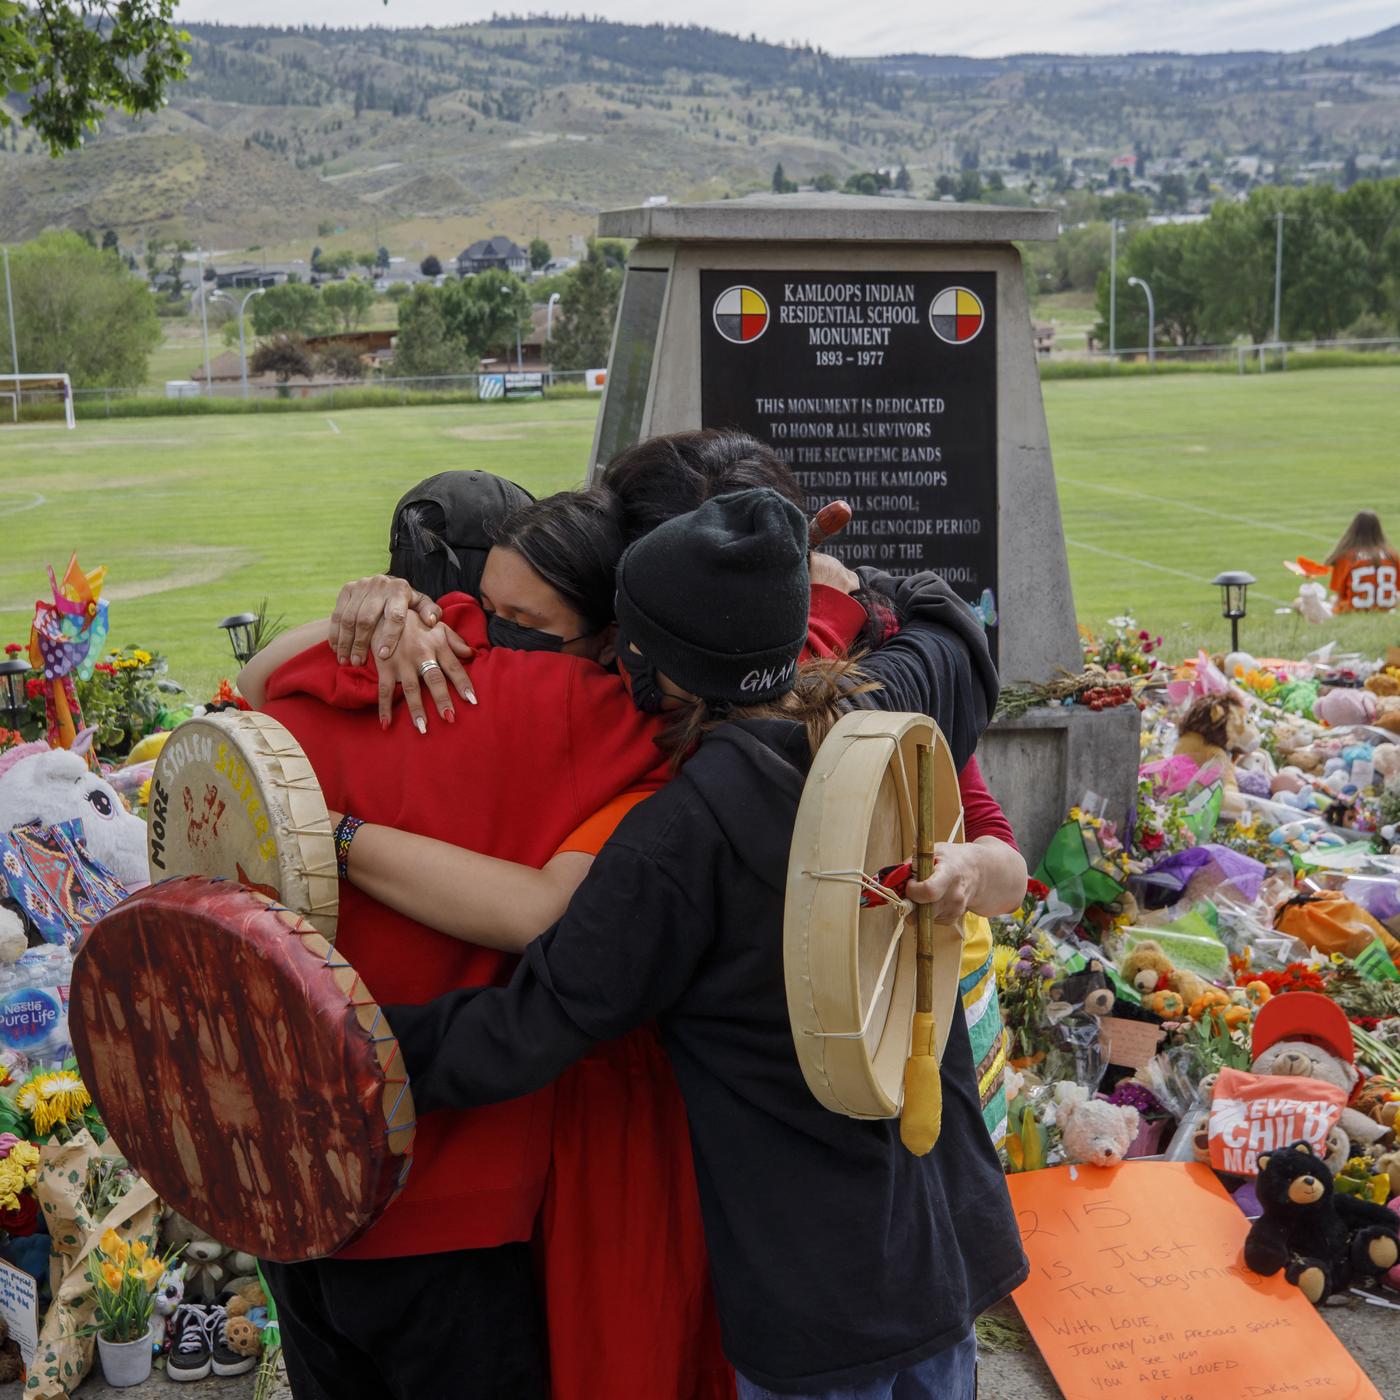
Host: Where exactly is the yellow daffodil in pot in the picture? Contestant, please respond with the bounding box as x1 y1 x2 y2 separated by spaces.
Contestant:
83 1229 177 1387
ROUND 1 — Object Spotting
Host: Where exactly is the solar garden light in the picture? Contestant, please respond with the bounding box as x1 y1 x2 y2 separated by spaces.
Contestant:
1210 571 1255 653
218 613 259 666
0 656 29 729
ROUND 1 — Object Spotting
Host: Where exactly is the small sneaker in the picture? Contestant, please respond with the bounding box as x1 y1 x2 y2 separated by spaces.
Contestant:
165 1304 211 1383
206 1304 257 1378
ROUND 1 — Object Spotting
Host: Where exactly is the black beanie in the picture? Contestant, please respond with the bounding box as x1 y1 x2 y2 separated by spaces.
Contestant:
614 487 809 705
389 471 534 598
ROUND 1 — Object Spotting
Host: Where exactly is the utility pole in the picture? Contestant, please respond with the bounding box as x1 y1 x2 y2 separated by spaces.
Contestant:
1272 210 1284 345
197 249 212 395
2 246 18 402
1108 219 1117 359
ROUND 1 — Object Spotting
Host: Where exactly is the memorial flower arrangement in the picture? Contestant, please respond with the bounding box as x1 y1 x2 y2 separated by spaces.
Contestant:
0 1136 42 1237
83 1230 177 1345
8 642 181 757
3 1066 102 1144
1081 615 1164 677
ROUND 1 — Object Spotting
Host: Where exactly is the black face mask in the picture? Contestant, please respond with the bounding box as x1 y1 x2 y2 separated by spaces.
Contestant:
487 613 570 653
616 638 666 713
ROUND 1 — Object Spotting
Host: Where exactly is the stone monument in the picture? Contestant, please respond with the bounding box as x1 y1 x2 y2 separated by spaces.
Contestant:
590 193 1139 861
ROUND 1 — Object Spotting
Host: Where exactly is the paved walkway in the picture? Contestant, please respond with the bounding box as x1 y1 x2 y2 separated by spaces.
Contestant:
18 1300 1396 1397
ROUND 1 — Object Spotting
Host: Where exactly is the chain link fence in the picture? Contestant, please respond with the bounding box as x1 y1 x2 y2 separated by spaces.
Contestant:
3 369 601 423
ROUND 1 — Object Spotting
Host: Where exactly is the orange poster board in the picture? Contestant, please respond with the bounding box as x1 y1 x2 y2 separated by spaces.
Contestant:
1007 1162 1382 1400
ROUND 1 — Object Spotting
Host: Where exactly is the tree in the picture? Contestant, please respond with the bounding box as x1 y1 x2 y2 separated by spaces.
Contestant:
1093 222 1206 349
251 282 329 337
895 164 912 192
250 334 313 384
315 341 366 381
528 237 552 271
320 278 374 333
2 231 160 387
0 0 188 154
956 170 982 202
813 172 838 192
391 286 466 378
420 254 443 278
386 282 411 304
100 229 118 253
316 250 359 278
376 245 391 272
933 174 956 199
440 269 532 364
354 251 379 276
549 241 621 371
771 161 788 193
1157 173 1189 211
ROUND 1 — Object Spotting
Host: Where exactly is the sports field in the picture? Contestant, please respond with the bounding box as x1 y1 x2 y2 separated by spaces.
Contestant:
2 366 1396 696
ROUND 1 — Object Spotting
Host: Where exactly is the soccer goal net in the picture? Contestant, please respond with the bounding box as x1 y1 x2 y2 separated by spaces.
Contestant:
0 374 75 430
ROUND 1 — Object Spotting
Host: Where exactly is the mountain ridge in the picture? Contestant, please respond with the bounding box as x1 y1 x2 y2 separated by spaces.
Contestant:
0 16 1395 255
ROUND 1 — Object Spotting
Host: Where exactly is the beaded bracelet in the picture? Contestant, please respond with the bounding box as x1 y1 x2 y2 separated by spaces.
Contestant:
334 814 366 880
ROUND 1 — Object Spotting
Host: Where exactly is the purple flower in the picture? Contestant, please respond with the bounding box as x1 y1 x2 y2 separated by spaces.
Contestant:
1107 1081 1164 1115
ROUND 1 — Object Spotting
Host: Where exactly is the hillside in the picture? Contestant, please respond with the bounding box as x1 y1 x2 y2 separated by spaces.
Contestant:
0 17 1397 257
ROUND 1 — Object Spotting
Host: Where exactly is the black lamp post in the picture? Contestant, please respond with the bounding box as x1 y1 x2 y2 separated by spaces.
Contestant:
218 613 259 665
0 656 30 731
1211 571 1255 653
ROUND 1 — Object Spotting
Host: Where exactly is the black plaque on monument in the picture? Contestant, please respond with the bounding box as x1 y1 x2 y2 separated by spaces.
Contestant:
700 269 998 652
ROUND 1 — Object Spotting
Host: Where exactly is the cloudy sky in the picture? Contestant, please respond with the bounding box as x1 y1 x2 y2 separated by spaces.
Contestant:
172 0 1397 57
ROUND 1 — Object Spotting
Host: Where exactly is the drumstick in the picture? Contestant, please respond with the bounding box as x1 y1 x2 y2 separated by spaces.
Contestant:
808 500 852 548
899 741 943 1156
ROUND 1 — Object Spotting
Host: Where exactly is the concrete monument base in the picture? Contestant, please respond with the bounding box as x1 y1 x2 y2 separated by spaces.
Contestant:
977 704 1143 870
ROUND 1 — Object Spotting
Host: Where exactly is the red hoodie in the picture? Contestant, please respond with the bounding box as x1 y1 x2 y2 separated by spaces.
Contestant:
263 595 672 1259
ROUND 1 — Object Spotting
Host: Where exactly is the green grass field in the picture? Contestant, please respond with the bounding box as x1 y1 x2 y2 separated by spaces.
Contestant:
2 367 1397 698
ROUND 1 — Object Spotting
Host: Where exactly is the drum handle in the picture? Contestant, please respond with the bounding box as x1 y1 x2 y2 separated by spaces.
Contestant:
800 868 913 1040
900 743 944 1156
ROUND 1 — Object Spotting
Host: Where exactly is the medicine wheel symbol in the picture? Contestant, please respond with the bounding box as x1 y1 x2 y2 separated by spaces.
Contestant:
712 285 770 344
929 286 985 345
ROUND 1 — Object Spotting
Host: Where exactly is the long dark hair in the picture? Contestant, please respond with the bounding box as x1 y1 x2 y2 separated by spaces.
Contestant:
601 429 805 544
1327 510 1395 565
492 487 625 634
656 656 882 771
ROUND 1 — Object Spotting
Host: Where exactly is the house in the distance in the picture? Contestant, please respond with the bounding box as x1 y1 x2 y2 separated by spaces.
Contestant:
456 237 529 278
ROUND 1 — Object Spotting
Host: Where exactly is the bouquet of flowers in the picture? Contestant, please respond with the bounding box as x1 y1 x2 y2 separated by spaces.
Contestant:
1082 616 1164 677
83 1229 177 1344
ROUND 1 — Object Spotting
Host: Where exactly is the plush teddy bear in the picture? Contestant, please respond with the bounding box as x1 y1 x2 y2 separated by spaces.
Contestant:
161 1211 230 1302
0 747 147 888
1367 672 1400 698
1054 1082 1139 1167
1375 697 1400 737
0 908 28 965
1249 993 1393 1152
1314 687 1378 729
1374 744 1400 782
1244 1140 1400 1303
1353 1075 1400 1132
224 1313 263 1359
1119 938 1213 1009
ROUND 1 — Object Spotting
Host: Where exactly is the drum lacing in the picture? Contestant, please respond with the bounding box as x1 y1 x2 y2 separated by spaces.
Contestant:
801 868 913 1040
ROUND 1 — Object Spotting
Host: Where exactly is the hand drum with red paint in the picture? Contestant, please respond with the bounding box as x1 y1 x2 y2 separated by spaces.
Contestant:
71 877 415 1262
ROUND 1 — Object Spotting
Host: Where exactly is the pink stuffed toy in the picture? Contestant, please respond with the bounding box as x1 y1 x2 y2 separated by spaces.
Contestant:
1314 687 1377 728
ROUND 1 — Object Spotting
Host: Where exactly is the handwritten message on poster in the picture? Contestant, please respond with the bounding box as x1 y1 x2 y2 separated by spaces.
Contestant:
1008 1162 1381 1400
0 1259 37 1370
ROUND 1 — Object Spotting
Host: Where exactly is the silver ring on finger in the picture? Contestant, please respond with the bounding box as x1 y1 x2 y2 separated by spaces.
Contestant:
417 660 443 678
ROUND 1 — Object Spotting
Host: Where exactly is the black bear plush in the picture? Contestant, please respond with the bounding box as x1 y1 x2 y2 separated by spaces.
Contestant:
1245 1140 1400 1303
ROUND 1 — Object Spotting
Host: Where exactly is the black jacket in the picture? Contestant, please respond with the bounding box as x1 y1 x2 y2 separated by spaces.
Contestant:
388 573 1027 1391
